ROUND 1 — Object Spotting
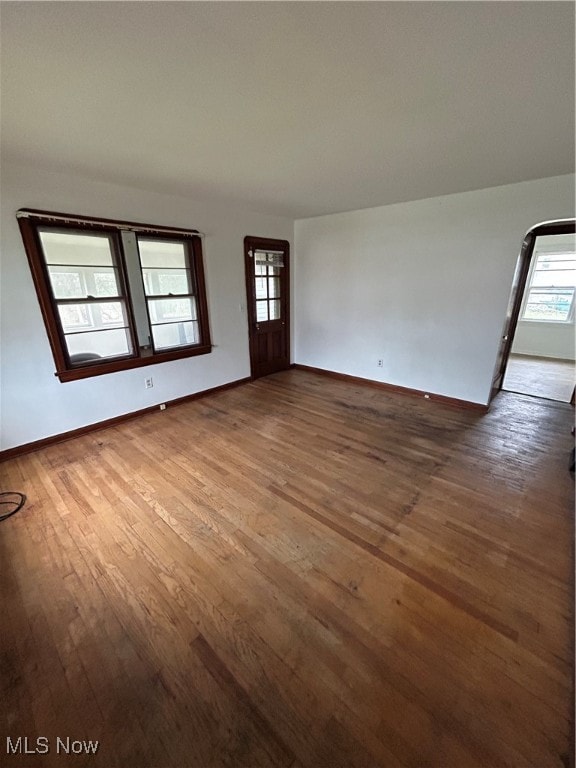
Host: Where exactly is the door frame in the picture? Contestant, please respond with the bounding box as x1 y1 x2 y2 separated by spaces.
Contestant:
490 218 576 403
244 235 290 379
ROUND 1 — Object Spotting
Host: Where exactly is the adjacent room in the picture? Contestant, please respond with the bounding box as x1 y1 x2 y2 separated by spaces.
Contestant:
1 3 574 767
502 233 576 403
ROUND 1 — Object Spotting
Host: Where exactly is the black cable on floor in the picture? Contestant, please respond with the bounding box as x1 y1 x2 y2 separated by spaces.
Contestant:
0 492 26 521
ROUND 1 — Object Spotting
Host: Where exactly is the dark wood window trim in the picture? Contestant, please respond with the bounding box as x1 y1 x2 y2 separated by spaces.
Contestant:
17 209 212 382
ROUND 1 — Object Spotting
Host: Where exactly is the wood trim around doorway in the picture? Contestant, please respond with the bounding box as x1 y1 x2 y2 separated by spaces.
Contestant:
490 219 576 403
244 236 291 380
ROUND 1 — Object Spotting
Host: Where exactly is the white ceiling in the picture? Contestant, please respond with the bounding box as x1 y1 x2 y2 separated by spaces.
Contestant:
1 2 574 219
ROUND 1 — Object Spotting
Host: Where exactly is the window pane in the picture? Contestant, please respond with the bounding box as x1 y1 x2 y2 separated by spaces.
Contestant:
142 268 192 296
94 270 120 297
537 253 576 267
523 290 573 321
49 270 83 299
57 301 129 333
531 253 576 288
58 303 91 330
255 264 266 276
256 301 268 321
49 265 121 298
138 239 187 268
269 266 280 276
268 277 280 298
147 297 196 324
158 270 191 295
39 230 114 266
255 277 267 299
99 302 125 326
269 299 280 320
254 251 284 267
532 267 576 288
152 321 198 350
65 328 132 362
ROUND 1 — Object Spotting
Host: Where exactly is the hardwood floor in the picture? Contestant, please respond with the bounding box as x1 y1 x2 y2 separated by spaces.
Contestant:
504 353 575 403
1 370 574 767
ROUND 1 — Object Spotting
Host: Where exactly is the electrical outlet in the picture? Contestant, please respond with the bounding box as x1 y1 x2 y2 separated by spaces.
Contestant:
145 377 153 389
159 403 166 411
424 393 430 399
377 359 384 367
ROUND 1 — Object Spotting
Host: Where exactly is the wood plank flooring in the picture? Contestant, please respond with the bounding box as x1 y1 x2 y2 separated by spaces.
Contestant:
504 353 575 403
1 369 574 767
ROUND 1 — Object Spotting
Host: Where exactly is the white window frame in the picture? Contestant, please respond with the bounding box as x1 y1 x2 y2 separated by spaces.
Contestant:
520 247 576 324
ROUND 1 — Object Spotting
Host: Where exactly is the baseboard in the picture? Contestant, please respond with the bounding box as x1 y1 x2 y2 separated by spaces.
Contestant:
293 364 488 413
0 376 252 462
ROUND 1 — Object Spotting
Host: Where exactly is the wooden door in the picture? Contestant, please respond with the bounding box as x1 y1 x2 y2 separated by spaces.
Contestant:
244 236 290 379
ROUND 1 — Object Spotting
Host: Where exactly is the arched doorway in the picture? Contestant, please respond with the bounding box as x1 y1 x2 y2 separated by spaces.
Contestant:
490 219 575 404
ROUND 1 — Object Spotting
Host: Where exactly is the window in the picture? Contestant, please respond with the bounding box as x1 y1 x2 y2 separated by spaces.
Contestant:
17 210 211 381
254 250 283 322
138 237 201 351
521 247 576 323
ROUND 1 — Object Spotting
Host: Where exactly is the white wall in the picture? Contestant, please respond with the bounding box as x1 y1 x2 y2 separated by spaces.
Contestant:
294 175 575 405
512 321 575 360
0 163 293 450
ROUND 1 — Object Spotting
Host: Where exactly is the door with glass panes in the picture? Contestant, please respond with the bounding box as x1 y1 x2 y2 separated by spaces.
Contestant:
244 237 290 378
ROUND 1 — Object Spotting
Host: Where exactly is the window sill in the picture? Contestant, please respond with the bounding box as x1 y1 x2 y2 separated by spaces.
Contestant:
56 343 212 382
518 319 573 325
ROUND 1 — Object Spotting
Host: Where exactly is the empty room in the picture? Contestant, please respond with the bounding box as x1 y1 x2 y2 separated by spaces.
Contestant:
1 2 575 767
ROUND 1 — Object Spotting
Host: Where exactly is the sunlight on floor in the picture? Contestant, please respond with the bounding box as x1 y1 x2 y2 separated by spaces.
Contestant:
503 354 575 402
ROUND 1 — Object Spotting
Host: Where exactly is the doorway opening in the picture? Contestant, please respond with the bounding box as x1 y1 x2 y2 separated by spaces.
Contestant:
492 221 575 404
244 236 290 379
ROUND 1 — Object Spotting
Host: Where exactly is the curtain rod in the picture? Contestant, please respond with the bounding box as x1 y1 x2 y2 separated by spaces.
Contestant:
16 210 205 238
